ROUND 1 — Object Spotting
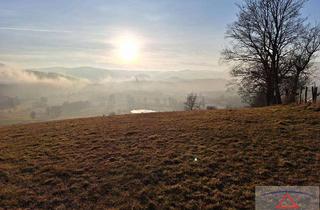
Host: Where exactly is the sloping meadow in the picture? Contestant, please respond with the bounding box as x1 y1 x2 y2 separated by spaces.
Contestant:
0 105 319 209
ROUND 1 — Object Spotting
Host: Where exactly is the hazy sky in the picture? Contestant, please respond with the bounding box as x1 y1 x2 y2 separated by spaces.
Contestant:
0 0 319 71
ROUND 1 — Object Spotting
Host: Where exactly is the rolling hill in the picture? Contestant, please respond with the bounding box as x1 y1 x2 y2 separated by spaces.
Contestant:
30 66 229 82
0 64 84 86
0 105 319 209
25 70 80 82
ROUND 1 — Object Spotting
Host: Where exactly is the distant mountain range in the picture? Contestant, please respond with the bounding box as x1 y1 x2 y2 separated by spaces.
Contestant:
25 70 80 81
30 63 320 83
0 63 231 99
29 66 230 82
0 63 85 85
2 63 319 86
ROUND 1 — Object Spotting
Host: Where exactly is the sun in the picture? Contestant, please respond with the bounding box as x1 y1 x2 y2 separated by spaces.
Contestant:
118 39 140 63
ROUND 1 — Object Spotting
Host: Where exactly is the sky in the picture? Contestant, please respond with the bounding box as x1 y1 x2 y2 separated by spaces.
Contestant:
0 0 319 71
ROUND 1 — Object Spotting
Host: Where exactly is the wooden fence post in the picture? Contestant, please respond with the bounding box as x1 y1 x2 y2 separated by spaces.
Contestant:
299 87 303 104
312 86 318 103
305 87 308 103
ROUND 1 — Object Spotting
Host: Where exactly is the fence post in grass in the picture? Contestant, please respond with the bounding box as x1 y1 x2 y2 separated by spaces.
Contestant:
312 87 314 103
305 87 308 103
312 86 318 103
312 86 314 103
299 87 303 104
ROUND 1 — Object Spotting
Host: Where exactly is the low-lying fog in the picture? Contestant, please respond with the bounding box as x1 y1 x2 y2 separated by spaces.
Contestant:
0 63 244 125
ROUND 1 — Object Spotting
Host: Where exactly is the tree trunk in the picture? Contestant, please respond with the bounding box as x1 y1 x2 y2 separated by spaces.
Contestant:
288 74 300 103
305 87 308 103
266 79 274 106
273 59 282 104
275 84 282 104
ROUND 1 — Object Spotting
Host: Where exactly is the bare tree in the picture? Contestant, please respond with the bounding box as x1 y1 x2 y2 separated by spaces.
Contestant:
285 25 320 102
184 93 200 111
223 0 320 106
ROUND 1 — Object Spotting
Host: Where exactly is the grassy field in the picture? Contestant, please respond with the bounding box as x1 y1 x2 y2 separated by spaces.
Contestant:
0 105 319 209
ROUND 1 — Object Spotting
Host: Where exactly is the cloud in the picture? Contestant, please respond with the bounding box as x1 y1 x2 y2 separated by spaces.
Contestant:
97 75 150 84
0 9 17 17
0 27 72 34
0 26 108 37
0 64 87 87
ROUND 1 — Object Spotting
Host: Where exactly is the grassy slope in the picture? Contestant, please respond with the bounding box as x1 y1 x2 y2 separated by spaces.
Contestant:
0 105 319 210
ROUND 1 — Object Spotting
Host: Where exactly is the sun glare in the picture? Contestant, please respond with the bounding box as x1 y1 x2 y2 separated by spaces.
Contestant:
118 38 140 63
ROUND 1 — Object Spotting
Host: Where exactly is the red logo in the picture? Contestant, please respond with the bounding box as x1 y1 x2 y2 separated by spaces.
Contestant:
276 193 300 209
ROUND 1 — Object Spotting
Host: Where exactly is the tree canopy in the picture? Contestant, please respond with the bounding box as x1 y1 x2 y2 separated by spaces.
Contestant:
223 0 320 106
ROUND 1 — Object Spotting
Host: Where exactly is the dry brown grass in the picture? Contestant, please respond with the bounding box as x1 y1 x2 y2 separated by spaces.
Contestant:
0 105 319 209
